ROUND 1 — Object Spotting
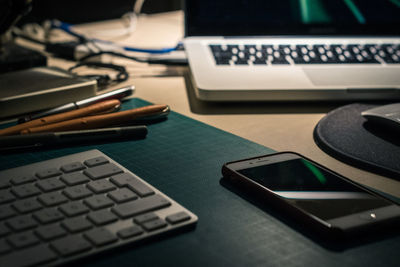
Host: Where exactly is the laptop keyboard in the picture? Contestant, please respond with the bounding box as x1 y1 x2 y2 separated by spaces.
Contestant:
0 150 197 267
210 43 400 65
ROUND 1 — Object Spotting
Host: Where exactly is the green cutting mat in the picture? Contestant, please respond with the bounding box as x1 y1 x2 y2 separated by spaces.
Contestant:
1 98 399 267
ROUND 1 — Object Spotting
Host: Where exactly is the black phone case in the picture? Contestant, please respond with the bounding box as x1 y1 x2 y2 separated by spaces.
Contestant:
222 151 400 239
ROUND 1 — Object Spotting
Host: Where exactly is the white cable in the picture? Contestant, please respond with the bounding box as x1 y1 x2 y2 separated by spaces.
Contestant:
133 0 146 14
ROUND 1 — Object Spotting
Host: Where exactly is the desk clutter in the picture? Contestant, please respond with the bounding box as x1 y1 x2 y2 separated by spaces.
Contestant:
0 86 170 151
0 150 197 267
1 98 400 267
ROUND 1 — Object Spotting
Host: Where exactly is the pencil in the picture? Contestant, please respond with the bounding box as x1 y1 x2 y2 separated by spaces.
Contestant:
21 104 169 134
0 99 121 136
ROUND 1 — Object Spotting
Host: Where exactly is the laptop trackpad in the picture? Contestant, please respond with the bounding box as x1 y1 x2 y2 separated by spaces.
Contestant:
303 67 400 87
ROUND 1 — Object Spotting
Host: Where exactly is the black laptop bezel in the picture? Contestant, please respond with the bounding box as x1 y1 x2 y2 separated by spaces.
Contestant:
184 0 400 37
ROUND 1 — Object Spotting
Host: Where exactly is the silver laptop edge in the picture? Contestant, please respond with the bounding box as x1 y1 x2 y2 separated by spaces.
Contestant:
184 36 400 101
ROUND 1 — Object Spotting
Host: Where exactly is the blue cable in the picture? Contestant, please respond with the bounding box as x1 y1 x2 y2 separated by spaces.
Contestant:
51 20 181 54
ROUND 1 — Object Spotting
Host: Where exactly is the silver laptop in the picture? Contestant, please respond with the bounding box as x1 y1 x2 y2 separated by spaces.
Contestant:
183 0 400 101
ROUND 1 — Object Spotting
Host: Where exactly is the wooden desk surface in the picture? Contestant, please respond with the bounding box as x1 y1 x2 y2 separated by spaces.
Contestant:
50 11 400 198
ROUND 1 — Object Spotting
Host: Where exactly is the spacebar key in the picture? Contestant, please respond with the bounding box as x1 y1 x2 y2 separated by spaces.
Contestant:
112 194 171 218
0 244 57 267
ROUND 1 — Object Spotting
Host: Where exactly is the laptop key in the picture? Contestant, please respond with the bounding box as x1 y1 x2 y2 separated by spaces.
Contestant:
7 231 40 249
84 195 114 210
59 201 89 217
0 190 16 204
84 156 109 167
0 244 58 267
11 175 36 185
63 185 92 200
84 163 123 180
108 188 138 203
0 179 10 189
61 162 86 173
36 168 62 179
38 192 68 206
62 217 92 233
12 198 42 213
87 180 116 194
0 205 17 220
11 184 40 198
84 228 118 247
117 225 143 239
51 235 92 257
61 172 90 186
7 215 38 231
0 239 12 254
34 208 64 224
88 210 118 226
166 211 191 224
0 223 11 237
112 194 170 219
36 178 65 192
142 218 167 231
134 212 159 224
36 224 67 241
110 173 154 197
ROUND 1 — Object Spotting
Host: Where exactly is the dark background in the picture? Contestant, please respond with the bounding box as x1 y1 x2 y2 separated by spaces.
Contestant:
20 0 182 24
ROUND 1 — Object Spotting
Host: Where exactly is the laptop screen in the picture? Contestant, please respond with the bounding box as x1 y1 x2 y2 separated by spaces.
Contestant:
185 0 400 36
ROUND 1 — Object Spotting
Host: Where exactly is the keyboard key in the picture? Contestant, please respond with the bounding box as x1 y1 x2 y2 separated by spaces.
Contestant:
0 190 16 204
84 195 114 210
51 235 92 257
84 156 109 167
11 175 36 185
0 205 16 220
110 173 154 197
0 244 57 267
59 201 89 217
11 184 40 198
87 180 116 194
0 179 10 189
142 218 167 231
33 208 64 224
0 222 11 237
62 217 92 233
166 211 191 224
117 225 143 239
7 215 38 231
38 192 68 206
12 198 42 213
7 231 40 248
108 188 137 203
84 228 118 247
61 162 86 173
0 239 12 254
36 168 62 179
61 172 90 186
134 212 159 224
88 210 118 225
112 194 171 219
36 178 65 192
36 224 67 241
84 163 123 180
63 185 92 200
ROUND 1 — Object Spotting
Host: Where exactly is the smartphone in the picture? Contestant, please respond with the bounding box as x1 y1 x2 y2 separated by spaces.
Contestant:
222 152 400 238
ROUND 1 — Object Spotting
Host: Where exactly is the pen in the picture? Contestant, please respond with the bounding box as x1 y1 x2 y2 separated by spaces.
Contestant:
18 85 135 123
0 126 147 151
21 104 169 134
0 99 121 136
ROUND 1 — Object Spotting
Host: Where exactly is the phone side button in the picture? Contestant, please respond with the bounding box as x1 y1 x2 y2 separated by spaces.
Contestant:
358 212 378 221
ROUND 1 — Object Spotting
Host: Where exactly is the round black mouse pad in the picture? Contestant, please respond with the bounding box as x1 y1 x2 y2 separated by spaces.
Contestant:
314 103 400 179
